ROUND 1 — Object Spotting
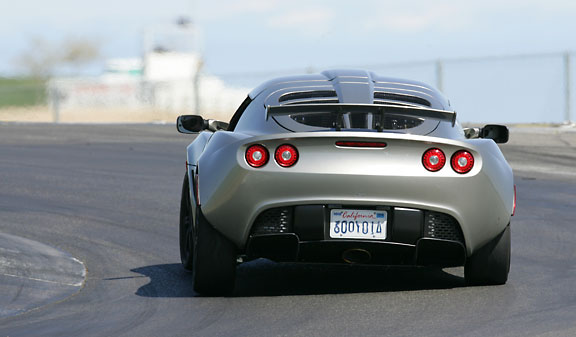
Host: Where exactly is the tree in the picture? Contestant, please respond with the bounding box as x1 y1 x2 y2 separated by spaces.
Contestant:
60 37 101 73
16 37 60 78
16 36 101 78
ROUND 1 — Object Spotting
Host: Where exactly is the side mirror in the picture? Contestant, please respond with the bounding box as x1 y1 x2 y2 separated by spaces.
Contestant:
177 115 206 134
481 124 509 144
463 127 481 139
206 120 230 132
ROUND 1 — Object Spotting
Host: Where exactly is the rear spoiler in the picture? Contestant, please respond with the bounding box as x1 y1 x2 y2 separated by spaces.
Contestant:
266 103 456 130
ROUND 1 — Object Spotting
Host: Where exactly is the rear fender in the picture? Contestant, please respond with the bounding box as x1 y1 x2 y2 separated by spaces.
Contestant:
185 131 215 221
186 131 213 169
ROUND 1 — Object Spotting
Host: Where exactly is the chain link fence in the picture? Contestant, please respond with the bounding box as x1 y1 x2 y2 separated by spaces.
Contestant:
0 52 574 124
217 52 575 124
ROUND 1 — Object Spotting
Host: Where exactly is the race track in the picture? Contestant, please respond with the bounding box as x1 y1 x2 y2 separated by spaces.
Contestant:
1 124 575 336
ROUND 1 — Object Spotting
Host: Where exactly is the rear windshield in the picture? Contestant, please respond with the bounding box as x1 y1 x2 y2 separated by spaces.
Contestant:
268 104 446 134
289 111 424 130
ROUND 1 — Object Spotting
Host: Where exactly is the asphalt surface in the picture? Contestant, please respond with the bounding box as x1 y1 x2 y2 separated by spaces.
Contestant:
0 124 575 336
0 232 84 318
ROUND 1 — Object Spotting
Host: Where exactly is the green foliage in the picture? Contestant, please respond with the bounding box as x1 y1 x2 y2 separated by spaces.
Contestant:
0 78 47 108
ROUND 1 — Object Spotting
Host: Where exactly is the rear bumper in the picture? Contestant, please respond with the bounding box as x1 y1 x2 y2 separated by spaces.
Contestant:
246 234 466 267
245 205 466 267
201 167 511 256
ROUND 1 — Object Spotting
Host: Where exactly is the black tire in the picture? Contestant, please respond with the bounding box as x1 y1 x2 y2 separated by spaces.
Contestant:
465 224 511 286
180 173 237 295
192 208 237 296
179 174 194 270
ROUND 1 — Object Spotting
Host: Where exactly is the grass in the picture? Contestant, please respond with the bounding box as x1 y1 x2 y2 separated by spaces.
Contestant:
0 77 47 108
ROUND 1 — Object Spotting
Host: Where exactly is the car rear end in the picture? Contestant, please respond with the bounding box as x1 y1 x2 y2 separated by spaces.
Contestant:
197 130 514 267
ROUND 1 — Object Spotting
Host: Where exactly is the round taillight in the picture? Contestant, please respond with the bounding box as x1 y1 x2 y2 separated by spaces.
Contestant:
451 150 474 174
245 144 269 168
422 148 446 172
275 144 298 167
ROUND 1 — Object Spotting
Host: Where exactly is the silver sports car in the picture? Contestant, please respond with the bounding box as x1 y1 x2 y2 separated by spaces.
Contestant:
177 70 515 295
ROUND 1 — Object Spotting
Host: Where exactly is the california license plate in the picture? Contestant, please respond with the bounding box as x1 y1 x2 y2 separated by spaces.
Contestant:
329 209 387 240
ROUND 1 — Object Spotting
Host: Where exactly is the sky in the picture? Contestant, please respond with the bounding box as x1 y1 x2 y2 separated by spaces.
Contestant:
1 0 576 122
2 0 576 76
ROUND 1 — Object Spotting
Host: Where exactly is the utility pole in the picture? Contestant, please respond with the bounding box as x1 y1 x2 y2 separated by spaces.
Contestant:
564 52 572 124
50 83 60 123
435 60 444 92
194 58 203 115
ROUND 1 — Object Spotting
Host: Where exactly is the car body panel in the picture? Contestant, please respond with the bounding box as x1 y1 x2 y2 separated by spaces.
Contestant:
191 130 513 255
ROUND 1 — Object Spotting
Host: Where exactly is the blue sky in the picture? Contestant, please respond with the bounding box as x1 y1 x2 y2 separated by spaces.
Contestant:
1 1 575 123
2 0 575 77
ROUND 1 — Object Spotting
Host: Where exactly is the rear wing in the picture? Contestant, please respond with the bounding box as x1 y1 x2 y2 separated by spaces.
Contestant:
266 103 456 130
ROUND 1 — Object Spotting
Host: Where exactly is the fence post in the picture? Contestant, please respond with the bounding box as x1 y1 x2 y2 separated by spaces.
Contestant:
194 58 204 115
564 52 572 124
49 84 60 124
435 60 444 92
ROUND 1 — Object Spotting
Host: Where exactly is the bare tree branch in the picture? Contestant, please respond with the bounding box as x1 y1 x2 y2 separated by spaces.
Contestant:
15 36 101 78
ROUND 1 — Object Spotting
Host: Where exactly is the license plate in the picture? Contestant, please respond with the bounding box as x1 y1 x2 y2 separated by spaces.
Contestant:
329 209 387 240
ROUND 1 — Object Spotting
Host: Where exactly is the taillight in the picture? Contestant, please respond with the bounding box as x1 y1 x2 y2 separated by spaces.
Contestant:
275 144 298 167
512 185 516 216
451 150 474 174
194 171 200 206
245 144 269 168
422 148 446 172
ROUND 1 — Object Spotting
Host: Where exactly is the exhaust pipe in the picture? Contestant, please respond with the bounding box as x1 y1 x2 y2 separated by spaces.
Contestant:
342 248 372 264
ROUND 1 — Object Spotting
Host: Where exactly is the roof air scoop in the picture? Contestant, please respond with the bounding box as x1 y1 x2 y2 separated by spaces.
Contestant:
374 92 432 107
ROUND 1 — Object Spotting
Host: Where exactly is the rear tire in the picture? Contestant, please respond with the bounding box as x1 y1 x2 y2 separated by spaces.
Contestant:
465 224 511 286
179 174 194 270
192 209 237 296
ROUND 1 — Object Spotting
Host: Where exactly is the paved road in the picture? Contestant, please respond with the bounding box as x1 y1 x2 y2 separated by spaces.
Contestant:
0 124 575 336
